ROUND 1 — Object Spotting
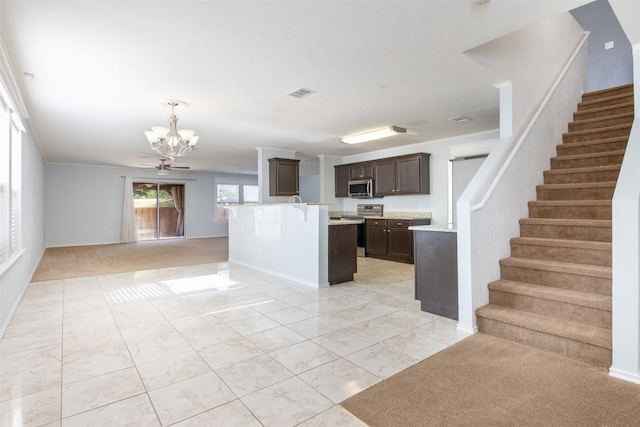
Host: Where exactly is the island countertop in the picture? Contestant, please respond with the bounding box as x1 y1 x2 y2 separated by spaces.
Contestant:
410 224 457 232
329 211 433 220
329 219 362 226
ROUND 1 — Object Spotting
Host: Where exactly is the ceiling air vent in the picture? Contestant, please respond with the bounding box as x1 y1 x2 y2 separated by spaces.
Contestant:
448 115 470 123
287 87 315 98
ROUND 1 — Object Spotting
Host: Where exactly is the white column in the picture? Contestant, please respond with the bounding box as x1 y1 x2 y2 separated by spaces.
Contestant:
494 81 513 138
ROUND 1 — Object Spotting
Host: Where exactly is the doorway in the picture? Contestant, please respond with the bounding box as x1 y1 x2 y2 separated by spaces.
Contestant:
133 183 185 240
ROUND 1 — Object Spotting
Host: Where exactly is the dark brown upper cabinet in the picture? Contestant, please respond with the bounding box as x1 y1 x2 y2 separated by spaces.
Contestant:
268 157 300 196
334 164 350 198
334 153 430 198
373 153 430 196
349 162 374 180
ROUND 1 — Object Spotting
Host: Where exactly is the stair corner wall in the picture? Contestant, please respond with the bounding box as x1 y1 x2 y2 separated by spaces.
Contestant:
609 44 640 384
457 35 589 333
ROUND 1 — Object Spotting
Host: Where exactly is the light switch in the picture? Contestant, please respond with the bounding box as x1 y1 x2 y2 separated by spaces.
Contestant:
605 41 615 50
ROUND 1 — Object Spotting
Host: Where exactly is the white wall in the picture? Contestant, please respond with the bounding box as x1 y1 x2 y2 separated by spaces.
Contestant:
45 164 257 247
466 12 587 141
609 43 640 384
335 130 499 224
318 154 341 207
299 175 320 203
1 125 46 335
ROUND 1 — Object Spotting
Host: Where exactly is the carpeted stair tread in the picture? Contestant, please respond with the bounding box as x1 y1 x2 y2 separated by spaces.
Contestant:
519 218 612 242
500 257 611 279
550 150 625 169
510 236 611 266
568 111 634 132
578 91 634 111
476 304 611 349
536 182 616 190
556 136 628 156
579 83 633 102
535 182 616 201
562 125 631 144
529 199 612 207
527 200 611 220
520 217 611 227
543 164 620 184
488 279 611 312
551 149 625 163
510 236 611 252
573 101 634 121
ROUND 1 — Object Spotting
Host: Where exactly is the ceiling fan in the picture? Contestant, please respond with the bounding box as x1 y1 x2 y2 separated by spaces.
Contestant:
155 158 190 175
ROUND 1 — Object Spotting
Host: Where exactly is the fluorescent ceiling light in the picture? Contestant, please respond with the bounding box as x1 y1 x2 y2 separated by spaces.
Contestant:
340 126 407 144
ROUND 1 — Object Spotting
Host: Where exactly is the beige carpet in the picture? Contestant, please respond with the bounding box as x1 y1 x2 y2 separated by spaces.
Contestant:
32 237 229 282
341 333 640 427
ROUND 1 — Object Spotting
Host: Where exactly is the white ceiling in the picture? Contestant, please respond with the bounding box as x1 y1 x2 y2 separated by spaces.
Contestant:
0 0 591 175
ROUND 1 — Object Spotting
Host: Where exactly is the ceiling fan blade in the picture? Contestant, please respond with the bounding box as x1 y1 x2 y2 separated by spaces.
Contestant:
171 166 190 169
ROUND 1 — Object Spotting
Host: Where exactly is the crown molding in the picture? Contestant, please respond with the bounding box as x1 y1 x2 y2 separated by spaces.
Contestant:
0 34 28 120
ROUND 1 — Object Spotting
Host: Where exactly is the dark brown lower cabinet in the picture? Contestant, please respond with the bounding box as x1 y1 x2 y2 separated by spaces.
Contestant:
365 218 431 264
364 221 388 258
328 224 357 285
414 230 458 320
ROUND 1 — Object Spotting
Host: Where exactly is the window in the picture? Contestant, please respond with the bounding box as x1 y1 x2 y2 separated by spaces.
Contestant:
0 106 22 267
216 184 258 221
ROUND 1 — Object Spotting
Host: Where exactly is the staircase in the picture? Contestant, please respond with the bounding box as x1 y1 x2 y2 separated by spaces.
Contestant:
476 84 634 368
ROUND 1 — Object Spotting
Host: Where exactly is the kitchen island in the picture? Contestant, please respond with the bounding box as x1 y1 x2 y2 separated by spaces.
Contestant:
226 203 359 288
410 225 458 320
328 220 358 285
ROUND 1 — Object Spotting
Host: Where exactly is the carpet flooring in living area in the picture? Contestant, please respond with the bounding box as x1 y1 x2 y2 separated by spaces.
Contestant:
341 333 640 427
31 237 229 282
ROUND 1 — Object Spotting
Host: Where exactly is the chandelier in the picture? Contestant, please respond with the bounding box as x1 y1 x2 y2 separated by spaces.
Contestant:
144 100 199 161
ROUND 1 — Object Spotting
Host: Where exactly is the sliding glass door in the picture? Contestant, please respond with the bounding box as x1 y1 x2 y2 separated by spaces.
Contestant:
133 183 185 241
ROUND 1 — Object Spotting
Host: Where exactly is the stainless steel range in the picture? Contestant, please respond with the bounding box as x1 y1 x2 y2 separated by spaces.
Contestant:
341 204 383 257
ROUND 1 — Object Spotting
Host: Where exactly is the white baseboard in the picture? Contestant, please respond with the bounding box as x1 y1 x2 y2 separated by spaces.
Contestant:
609 367 640 384
457 323 478 335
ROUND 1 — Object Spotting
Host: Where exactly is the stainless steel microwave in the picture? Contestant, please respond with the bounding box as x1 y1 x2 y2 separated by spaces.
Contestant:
348 179 374 198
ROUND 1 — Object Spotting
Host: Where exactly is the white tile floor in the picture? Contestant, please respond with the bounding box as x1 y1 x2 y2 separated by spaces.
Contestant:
0 257 470 427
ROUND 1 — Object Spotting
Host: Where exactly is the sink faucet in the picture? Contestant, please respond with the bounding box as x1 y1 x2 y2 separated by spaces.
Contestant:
288 195 302 204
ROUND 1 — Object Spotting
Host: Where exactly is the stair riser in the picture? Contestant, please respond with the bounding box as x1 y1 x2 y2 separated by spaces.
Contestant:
543 168 620 185
574 104 634 121
500 265 611 295
510 242 611 267
563 127 631 144
476 317 611 367
578 94 634 110
528 205 610 220
489 290 611 328
550 154 624 170
556 140 627 156
536 187 614 201
568 115 634 132
520 223 611 242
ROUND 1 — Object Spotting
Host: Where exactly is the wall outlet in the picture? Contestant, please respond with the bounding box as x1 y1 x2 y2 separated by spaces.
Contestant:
605 41 615 50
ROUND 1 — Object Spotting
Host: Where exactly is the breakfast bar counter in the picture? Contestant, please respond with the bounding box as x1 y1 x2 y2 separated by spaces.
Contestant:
226 203 359 288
